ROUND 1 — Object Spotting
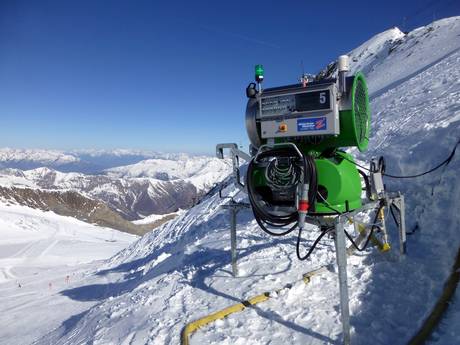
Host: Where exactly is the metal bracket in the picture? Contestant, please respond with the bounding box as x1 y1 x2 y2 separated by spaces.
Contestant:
387 193 407 255
216 143 251 192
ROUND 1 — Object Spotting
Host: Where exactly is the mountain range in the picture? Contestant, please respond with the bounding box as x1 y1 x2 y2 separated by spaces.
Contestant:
0 151 232 233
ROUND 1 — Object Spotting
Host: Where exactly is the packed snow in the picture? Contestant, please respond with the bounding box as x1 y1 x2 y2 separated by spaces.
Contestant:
1 17 460 345
0 204 137 345
132 210 184 225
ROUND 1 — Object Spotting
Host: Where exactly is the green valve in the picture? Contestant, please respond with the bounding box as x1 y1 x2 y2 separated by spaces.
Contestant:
255 64 264 82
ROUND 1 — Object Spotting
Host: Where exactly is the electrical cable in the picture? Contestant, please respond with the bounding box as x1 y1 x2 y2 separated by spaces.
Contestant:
358 169 372 199
344 202 384 252
315 181 384 252
340 138 459 179
316 191 343 215
296 226 334 261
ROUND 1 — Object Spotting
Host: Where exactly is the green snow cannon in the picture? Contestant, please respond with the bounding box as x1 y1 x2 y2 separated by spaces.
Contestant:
245 55 370 215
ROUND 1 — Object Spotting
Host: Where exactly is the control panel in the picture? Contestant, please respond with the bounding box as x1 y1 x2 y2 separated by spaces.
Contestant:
258 83 339 139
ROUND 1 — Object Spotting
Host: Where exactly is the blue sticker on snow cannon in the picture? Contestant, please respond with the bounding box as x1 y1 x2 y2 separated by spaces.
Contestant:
297 117 327 132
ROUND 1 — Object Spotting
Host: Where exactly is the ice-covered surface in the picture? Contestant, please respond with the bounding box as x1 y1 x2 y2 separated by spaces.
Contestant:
1 17 460 345
0 203 137 345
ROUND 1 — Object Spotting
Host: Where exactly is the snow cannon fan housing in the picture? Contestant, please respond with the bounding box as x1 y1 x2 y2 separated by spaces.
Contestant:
245 58 371 214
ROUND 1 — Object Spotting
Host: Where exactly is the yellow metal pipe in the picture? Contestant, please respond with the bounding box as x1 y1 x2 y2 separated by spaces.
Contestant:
181 292 270 345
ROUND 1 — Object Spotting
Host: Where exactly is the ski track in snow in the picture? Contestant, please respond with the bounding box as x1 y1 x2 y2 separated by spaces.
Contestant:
0 205 137 345
1 16 460 345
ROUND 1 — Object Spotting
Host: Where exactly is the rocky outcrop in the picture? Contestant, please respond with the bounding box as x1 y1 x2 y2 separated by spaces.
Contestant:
0 186 152 235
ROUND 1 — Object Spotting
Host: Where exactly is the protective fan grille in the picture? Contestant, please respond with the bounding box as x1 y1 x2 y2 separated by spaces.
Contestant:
353 78 369 145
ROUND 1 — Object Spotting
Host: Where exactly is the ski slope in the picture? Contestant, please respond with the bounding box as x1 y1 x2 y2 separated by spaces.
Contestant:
0 204 137 345
1 17 460 345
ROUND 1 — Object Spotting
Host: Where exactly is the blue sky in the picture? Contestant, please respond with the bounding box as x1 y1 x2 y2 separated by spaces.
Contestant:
1 0 459 154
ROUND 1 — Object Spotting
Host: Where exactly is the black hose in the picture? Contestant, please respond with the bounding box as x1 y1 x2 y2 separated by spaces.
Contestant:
304 154 318 212
340 138 459 179
246 148 300 236
246 145 317 237
297 226 333 260
358 169 372 200
345 202 384 252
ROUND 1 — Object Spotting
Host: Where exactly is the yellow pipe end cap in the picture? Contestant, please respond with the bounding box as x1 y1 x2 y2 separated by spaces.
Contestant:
381 243 391 252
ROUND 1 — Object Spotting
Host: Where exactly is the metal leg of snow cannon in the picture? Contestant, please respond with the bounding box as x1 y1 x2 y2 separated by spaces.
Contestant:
229 206 238 276
334 216 351 345
222 202 250 277
216 143 251 192
389 194 407 255
216 143 252 276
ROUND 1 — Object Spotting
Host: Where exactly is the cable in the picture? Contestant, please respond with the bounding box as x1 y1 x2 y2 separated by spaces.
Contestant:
316 191 342 215
246 145 314 236
304 153 318 212
297 226 333 261
340 139 459 179
345 202 384 252
383 139 458 178
358 169 372 199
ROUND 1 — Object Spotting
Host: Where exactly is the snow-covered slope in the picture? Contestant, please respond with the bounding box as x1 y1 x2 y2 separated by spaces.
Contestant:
320 17 460 97
4 17 460 345
0 203 137 345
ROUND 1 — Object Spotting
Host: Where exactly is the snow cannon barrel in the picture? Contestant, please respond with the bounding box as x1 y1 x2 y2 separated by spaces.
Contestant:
245 69 370 154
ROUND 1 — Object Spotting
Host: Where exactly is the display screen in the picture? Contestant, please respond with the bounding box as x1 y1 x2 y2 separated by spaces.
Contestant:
295 90 331 112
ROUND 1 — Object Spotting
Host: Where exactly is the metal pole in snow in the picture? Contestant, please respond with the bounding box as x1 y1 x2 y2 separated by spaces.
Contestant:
335 216 351 345
230 207 238 277
399 194 407 255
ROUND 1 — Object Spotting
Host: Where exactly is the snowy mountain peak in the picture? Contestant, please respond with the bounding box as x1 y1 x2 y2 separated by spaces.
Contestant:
105 156 232 191
0 148 79 164
319 16 460 96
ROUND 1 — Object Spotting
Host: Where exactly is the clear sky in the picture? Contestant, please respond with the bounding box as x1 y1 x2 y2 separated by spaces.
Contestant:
1 0 459 154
